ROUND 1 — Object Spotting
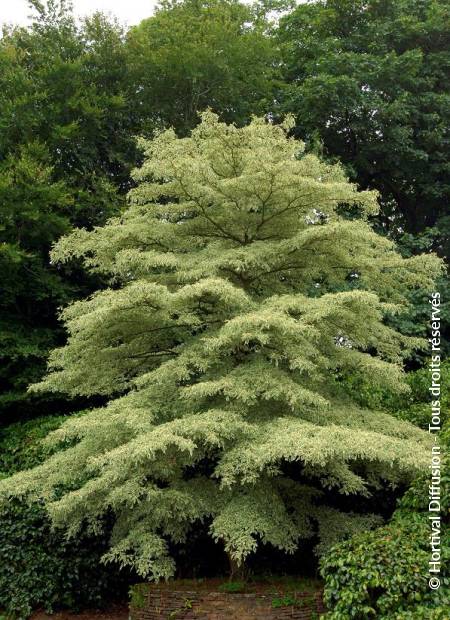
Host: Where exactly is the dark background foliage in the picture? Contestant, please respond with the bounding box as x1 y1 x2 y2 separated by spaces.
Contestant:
277 0 450 239
0 416 133 619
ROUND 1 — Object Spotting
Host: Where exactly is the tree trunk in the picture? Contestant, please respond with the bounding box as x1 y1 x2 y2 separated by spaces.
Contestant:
227 553 247 581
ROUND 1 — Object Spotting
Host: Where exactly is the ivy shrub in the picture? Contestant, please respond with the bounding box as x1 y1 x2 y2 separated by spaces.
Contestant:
0 415 64 473
0 416 129 619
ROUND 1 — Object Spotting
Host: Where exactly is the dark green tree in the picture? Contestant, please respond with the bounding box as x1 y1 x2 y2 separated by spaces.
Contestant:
0 144 73 417
278 0 450 240
0 1 138 214
126 0 279 135
0 1 137 419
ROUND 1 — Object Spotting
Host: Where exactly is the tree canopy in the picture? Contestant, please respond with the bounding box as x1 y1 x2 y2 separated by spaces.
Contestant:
278 0 450 239
126 0 278 135
0 2 135 418
0 114 441 578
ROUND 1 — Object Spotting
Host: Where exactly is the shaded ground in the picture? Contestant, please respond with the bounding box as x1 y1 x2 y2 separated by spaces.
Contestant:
30 603 128 620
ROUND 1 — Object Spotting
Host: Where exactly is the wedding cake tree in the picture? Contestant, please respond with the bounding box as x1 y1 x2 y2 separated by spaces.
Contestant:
0 113 440 578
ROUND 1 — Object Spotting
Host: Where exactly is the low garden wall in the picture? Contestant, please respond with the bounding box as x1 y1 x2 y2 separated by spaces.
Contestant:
129 583 326 620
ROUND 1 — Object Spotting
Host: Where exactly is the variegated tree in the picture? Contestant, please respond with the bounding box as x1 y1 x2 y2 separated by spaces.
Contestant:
0 113 441 578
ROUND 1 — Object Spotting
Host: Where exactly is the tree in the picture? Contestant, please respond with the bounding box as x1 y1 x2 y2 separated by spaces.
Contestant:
1 1 137 217
0 144 73 417
0 1 137 419
0 113 441 578
0 0 281 421
277 0 450 240
125 0 278 135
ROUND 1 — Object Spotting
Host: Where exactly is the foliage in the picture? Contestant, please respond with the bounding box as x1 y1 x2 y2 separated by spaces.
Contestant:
271 595 295 607
0 2 136 419
320 520 436 618
338 359 450 427
0 0 279 421
0 416 127 619
126 0 278 135
0 500 117 619
391 360 450 428
1 2 137 207
218 581 246 593
0 114 441 580
0 0 448 614
0 145 73 418
321 491 449 618
129 583 148 609
0 415 64 474
2 0 448 421
278 0 450 239
390 231 450 361
271 593 317 610
277 0 450 360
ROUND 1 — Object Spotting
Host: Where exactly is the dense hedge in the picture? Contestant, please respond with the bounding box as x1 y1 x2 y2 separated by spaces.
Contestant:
0 416 130 619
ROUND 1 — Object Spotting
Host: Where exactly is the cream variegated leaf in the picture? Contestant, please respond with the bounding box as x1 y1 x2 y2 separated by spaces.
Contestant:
0 112 442 578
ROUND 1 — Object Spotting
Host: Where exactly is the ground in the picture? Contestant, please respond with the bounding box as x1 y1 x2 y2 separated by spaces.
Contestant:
30 604 129 620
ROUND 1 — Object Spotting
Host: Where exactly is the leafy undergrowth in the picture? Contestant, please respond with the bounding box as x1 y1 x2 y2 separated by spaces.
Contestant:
0 416 130 620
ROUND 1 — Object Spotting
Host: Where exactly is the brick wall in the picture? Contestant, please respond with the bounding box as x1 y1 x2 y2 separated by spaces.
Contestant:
129 584 326 620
